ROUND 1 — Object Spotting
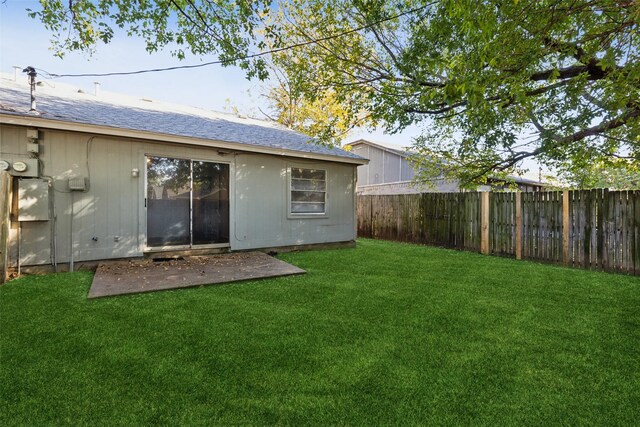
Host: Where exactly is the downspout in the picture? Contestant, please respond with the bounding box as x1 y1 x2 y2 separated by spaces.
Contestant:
17 222 21 276
49 177 57 271
69 191 74 272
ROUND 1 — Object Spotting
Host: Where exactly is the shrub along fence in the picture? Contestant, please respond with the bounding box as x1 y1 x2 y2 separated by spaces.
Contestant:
357 190 640 275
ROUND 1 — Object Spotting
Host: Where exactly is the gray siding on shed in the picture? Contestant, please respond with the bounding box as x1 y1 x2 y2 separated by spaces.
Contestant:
367 147 384 185
351 144 370 185
0 124 357 267
383 151 402 183
353 143 412 187
353 142 454 193
401 158 416 181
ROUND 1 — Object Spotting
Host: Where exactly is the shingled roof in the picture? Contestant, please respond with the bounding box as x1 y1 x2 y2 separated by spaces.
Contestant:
0 77 364 163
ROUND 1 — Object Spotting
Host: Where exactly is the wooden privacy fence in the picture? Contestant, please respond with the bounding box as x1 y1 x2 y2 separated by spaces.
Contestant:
357 190 640 276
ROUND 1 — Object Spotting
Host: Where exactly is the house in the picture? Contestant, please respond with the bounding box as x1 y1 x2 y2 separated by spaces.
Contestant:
0 76 367 271
349 139 548 194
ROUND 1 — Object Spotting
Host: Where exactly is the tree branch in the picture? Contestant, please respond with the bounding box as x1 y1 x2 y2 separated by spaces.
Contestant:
463 107 640 183
405 80 572 115
558 108 640 144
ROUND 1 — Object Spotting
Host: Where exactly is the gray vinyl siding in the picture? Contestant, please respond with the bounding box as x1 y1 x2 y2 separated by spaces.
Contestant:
353 143 411 186
0 124 357 267
353 142 459 194
383 151 402 182
351 144 370 185
367 147 384 184
232 155 356 250
401 157 416 181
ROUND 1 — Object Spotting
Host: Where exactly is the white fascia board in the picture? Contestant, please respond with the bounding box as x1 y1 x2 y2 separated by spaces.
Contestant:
0 113 369 166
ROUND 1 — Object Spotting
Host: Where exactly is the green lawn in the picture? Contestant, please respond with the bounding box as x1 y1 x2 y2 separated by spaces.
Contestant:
1 239 639 425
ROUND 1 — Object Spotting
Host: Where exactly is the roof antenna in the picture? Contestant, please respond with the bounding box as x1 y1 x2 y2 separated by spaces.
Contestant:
22 66 37 111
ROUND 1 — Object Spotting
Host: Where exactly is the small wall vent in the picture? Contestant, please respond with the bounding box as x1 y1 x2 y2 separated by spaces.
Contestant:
68 177 88 192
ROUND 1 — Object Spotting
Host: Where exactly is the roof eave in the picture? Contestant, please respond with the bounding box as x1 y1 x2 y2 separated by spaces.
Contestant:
1 113 369 165
349 139 413 158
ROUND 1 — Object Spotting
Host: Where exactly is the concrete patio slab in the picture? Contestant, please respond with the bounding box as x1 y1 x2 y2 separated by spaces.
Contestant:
88 252 305 298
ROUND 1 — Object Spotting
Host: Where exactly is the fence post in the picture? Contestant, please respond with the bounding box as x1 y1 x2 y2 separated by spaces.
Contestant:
481 192 490 255
562 190 570 266
515 192 522 260
0 171 11 283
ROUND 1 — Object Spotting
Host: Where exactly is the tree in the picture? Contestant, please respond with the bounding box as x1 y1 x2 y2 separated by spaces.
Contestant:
31 0 640 186
29 0 273 78
260 64 369 144
557 160 640 189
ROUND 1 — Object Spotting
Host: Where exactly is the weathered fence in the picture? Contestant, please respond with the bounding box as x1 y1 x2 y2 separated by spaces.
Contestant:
357 190 640 276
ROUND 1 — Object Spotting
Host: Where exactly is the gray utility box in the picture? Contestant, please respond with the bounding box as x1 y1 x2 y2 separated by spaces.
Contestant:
18 179 50 221
7 158 39 177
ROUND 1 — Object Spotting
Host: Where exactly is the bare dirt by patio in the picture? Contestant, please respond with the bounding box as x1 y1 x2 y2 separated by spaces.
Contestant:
87 251 305 298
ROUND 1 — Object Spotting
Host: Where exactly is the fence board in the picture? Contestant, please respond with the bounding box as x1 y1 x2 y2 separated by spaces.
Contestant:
607 190 617 272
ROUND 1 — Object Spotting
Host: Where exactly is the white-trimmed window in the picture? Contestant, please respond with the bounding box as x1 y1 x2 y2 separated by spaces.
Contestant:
290 167 326 214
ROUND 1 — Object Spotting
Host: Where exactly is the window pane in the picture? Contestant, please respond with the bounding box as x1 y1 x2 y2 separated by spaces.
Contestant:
192 161 229 245
292 168 325 180
290 168 327 214
291 191 325 203
291 202 325 214
146 156 191 246
291 178 326 191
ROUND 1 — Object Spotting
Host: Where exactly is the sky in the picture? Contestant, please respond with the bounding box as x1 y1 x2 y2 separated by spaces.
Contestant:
0 0 423 148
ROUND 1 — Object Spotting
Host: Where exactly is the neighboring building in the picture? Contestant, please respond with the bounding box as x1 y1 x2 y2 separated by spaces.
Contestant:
349 139 548 195
0 77 366 269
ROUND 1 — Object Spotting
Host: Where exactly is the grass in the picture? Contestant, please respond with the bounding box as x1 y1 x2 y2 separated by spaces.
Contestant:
1 239 639 425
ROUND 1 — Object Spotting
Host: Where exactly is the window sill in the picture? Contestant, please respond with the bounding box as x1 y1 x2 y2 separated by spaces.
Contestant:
287 213 329 220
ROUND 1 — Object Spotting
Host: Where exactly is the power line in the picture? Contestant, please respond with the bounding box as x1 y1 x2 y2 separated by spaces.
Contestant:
43 5 428 78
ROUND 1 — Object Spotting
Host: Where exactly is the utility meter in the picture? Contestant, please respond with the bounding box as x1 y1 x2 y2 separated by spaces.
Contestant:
12 161 28 173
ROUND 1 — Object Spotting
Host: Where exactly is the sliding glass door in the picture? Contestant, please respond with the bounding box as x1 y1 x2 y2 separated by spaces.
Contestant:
192 161 230 245
146 156 229 247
